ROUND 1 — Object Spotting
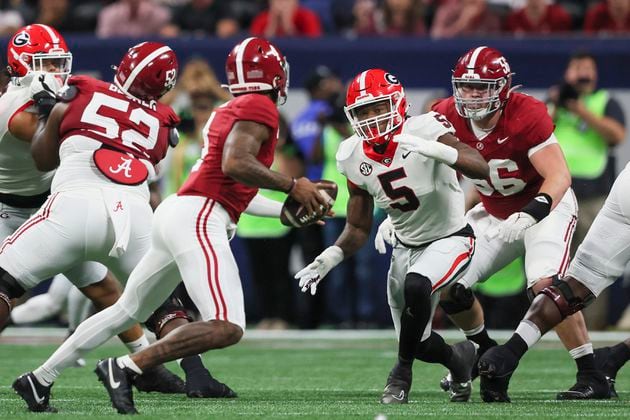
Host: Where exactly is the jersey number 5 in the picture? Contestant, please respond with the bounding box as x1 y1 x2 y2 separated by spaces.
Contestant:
378 167 420 212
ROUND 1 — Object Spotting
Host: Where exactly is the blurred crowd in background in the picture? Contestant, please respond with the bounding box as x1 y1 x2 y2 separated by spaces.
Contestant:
0 0 628 38
3 0 629 333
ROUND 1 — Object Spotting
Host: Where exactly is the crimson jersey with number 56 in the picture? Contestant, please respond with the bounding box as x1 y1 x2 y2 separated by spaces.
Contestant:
432 92 555 220
59 75 179 166
337 111 466 247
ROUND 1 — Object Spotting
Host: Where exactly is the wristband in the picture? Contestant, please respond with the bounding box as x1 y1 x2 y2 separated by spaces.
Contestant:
521 193 552 222
286 177 297 194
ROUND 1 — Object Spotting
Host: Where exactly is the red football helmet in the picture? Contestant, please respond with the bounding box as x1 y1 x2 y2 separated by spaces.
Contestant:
114 42 178 101
344 69 407 145
225 37 289 104
7 24 72 78
451 46 513 120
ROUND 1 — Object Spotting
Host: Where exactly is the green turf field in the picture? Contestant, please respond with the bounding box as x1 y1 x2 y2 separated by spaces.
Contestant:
1 337 629 419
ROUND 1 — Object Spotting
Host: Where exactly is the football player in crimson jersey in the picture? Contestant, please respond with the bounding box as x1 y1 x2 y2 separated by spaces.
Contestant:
296 68 489 404
14 37 329 415
477 160 630 401
6 41 194 412
425 46 608 401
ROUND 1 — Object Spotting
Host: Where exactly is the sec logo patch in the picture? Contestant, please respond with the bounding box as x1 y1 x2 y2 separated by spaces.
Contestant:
360 162 372 176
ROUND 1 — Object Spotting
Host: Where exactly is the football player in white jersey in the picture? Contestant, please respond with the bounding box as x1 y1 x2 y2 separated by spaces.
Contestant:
295 69 489 404
478 161 630 400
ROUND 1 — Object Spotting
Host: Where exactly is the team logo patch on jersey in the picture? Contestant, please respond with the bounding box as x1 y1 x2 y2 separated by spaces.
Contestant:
476 142 484 150
382 157 392 165
93 148 149 185
360 162 373 176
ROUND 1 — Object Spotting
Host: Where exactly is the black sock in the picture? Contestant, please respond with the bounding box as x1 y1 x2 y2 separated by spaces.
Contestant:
576 353 595 372
180 355 205 374
398 275 433 364
415 331 453 366
610 342 630 369
466 328 497 351
504 334 528 359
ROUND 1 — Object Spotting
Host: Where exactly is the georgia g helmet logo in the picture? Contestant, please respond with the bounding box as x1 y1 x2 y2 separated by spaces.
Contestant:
12 31 29 46
384 73 399 84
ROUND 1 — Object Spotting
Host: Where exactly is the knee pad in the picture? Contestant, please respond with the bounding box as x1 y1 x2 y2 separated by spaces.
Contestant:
540 277 595 319
439 283 475 315
403 273 432 308
146 294 193 337
0 267 26 307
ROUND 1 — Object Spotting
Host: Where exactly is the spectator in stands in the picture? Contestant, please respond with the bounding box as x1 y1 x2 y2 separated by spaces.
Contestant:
161 0 240 38
250 0 322 37
351 0 381 36
430 0 501 38
584 0 630 34
0 1 23 35
382 0 426 35
504 0 572 34
96 0 171 38
547 51 626 328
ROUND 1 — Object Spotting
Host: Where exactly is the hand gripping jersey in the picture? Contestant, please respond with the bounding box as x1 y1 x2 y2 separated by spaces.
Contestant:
0 79 54 195
53 75 179 194
178 94 279 222
337 111 466 247
433 92 555 220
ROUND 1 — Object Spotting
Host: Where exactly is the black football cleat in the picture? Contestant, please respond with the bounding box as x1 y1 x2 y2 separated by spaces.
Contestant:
594 346 622 398
12 372 57 413
478 345 519 403
133 364 186 394
185 368 237 398
440 340 497 392
556 370 611 400
446 341 477 402
380 364 411 404
95 358 138 414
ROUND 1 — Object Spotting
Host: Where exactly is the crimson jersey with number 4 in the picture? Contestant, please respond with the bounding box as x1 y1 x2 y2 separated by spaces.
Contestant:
59 75 179 166
178 94 279 222
432 92 555 219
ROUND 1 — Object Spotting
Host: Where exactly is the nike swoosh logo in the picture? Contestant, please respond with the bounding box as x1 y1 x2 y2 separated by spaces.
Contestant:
392 390 405 401
497 136 509 144
402 151 411 159
27 376 45 404
108 359 121 389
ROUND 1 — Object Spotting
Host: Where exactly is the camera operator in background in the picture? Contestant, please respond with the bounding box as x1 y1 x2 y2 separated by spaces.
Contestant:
547 51 626 329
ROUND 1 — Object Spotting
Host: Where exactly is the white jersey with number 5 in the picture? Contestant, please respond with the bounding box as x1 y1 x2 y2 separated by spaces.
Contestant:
336 112 466 246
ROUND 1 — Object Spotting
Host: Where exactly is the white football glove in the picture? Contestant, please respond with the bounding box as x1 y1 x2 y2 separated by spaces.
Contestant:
393 133 458 165
295 245 344 295
497 212 537 243
374 217 395 254
29 71 64 99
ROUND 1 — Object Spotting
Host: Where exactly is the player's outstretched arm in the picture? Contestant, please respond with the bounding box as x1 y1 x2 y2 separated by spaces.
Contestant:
437 133 489 179
222 120 329 215
31 102 68 171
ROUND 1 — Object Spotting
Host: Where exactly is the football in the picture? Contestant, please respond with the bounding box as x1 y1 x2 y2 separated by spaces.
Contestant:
280 180 338 227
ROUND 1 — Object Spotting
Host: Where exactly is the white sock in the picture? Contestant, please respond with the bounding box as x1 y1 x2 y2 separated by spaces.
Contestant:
32 366 58 386
515 320 541 348
124 335 150 353
38 303 136 381
569 343 594 360
463 323 485 337
116 355 143 374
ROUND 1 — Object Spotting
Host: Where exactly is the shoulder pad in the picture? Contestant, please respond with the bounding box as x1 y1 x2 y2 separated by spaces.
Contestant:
57 85 78 102
335 135 360 163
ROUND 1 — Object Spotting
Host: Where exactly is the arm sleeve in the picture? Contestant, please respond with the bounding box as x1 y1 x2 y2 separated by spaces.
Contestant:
604 97 626 126
244 193 283 217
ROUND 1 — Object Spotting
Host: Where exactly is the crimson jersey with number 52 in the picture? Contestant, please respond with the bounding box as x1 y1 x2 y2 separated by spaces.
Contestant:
58 75 180 165
433 92 555 220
